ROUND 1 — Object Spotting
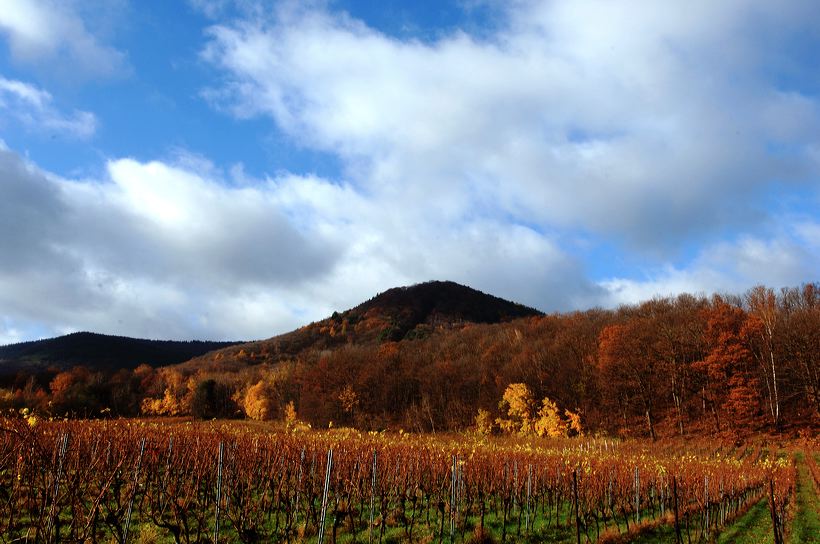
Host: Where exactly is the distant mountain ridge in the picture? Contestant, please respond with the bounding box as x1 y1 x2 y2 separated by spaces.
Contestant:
0 331 240 375
179 280 543 369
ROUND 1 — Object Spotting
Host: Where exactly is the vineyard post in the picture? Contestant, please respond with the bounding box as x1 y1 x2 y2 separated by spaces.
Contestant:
525 464 532 534
660 477 665 517
572 469 580 544
369 450 377 544
294 446 305 524
768 479 782 544
214 441 224 544
703 475 709 537
317 448 333 544
556 466 562 528
160 437 173 511
450 454 456 543
719 480 724 525
634 466 640 525
501 461 510 544
45 432 70 540
673 476 682 544
607 472 613 526
123 437 146 544
458 458 466 541
513 460 519 517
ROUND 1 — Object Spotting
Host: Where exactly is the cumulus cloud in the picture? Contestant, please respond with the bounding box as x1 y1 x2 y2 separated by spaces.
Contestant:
0 76 97 138
0 148 339 340
0 0 128 79
0 145 596 341
601 225 820 306
0 320 24 346
2 1 819 342
201 0 820 252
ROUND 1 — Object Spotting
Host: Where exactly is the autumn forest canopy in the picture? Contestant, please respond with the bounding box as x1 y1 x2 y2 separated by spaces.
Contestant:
1 281 818 439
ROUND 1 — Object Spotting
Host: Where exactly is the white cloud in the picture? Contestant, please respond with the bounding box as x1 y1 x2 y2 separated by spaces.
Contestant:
0 320 24 346
0 146 594 341
188 0 233 20
601 226 820 306
0 0 128 79
2 2 819 342
0 148 336 340
201 1 820 253
794 220 820 250
0 76 97 138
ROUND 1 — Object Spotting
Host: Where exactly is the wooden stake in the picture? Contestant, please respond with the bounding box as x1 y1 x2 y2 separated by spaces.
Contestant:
318 448 333 544
123 437 146 543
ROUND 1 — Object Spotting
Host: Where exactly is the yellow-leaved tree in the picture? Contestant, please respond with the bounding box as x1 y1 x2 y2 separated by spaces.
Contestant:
284 400 298 430
474 408 494 436
243 381 273 421
141 388 182 416
495 384 583 438
534 397 567 437
496 383 534 435
565 409 583 436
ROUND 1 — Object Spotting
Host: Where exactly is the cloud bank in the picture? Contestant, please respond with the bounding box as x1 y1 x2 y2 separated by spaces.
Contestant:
0 76 97 138
0 0 128 79
0 145 598 340
202 1 820 251
0 1 818 342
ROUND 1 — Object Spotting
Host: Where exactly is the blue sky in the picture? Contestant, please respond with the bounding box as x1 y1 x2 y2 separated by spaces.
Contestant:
0 0 818 343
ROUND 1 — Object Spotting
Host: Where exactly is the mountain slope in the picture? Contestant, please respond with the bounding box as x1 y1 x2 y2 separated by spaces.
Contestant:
180 280 543 369
354 280 542 338
0 332 240 374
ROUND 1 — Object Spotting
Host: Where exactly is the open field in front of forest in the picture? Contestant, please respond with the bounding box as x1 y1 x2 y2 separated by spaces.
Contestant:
0 417 817 543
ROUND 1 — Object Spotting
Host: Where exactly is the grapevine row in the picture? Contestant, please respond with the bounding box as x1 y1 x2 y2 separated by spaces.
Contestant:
0 418 792 543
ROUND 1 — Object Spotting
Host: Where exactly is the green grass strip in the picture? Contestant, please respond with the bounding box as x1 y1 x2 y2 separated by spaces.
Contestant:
788 452 820 544
715 497 772 544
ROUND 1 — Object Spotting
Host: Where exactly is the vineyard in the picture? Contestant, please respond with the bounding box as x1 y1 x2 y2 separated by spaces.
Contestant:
0 417 815 543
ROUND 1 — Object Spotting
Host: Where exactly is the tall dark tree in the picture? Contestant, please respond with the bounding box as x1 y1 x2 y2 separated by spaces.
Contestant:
598 320 664 440
190 379 236 419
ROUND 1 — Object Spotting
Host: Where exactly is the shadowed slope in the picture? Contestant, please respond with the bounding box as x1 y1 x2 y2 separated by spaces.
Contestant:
179 280 543 370
0 332 240 374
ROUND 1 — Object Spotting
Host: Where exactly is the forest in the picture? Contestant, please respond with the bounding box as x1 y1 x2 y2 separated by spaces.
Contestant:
1 283 817 439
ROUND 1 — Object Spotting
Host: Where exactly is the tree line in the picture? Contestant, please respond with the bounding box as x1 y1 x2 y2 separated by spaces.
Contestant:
2 284 817 437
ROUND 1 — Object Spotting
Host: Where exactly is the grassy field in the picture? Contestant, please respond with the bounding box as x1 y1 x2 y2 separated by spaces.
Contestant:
787 452 820 544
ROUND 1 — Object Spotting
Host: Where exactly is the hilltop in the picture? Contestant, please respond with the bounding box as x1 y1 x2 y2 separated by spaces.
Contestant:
179 280 543 370
0 332 240 375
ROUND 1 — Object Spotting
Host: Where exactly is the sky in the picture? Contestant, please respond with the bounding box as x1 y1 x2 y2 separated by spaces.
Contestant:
0 0 818 344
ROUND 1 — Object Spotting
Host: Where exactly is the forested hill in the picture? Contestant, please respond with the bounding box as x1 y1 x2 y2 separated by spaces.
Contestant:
0 332 240 374
179 280 543 370
353 281 543 335
166 282 818 436
3 282 818 438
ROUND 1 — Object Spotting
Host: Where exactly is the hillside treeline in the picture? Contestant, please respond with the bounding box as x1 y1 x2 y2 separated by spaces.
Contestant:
0 332 239 374
3 284 817 437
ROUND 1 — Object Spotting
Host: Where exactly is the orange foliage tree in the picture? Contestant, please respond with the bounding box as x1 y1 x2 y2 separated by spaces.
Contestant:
243 381 274 421
598 321 662 440
694 298 763 433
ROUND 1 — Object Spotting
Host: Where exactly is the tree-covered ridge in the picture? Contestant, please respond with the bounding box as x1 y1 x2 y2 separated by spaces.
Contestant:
178 280 543 370
0 331 240 374
3 283 818 438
